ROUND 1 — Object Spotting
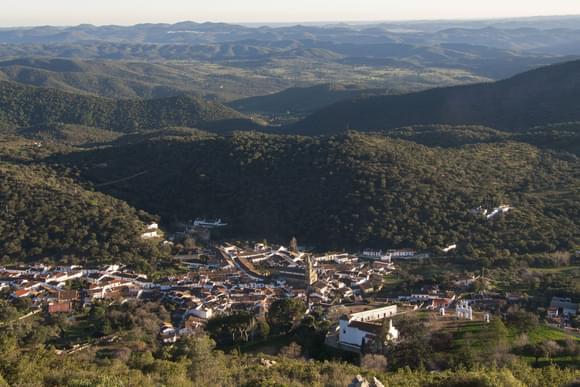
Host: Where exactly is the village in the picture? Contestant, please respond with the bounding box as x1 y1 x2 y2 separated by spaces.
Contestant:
1 219 578 356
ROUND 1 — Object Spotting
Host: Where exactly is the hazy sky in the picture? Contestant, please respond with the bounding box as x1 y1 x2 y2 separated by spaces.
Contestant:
3 0 580 26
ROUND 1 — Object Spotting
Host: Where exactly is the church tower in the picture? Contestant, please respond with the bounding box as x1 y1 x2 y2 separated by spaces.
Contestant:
305 255 317 286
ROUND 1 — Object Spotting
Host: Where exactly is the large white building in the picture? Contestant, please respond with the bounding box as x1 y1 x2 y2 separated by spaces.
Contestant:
338 305 399 350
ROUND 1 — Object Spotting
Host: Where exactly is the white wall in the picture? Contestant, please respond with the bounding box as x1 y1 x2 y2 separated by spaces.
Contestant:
339 319 369 347
351 305 397 322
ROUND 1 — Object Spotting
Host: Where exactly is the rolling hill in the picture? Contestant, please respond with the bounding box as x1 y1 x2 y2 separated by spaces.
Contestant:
228 84 387 116
53 130 580 257
292 59 580 134
0 161 163 268
0 81 259 132
2 19 580 56
0 58 204 99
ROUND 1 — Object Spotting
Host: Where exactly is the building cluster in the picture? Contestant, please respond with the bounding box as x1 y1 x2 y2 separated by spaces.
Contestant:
5 236 571 350
215 242 400 306
0 239 410 343
0 264 155 313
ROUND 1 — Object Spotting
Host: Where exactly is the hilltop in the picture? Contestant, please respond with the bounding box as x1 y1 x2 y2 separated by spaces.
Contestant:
228 84 387 117
0 58 206 99
292 60 580 134
0 81 259 132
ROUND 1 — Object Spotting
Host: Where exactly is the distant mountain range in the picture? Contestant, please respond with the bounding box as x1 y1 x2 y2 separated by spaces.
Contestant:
1 57 580 137
291 59 580 134
0 41 566 81
1 18 579 83
2 17 580 54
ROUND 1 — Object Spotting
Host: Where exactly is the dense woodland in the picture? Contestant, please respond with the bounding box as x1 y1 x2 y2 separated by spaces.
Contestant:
50 129 579 262
0 81 254 132
0 162 166 271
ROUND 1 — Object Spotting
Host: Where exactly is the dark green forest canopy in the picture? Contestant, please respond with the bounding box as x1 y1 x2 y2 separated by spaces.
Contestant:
0 81 258 132
0 162 164 270
54 130 580 258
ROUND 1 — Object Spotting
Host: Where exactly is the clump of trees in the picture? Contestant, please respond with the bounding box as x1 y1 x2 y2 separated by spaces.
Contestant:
267 299 307 335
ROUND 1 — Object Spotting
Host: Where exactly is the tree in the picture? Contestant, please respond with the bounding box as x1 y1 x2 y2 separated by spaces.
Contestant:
390 316 433 369
267 299 307 334
257 320 270 340
172 334 229 385
506 308 539 333
540 340 561 364
527 343 546 365
279 342 302 359
0 301 19 323
206 313 261 346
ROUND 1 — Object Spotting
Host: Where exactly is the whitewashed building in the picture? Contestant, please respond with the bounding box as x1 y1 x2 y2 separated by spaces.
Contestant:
456 300 473 320
338 305 399 349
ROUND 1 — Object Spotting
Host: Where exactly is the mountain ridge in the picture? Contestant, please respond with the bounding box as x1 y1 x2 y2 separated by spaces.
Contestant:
291 59 580 134
0 80 259 132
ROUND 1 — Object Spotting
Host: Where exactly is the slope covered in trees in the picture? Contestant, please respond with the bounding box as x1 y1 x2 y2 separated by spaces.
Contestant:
374 124 580 155
55 130 580 259
0 58 208 99
292 59 580 134
229 83 386 117
0 81 257 132
0 162 164 269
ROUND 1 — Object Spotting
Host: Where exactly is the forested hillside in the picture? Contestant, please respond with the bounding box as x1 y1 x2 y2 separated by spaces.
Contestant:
374 124 580 155
0 58 205 99
55 130 580 259
293 59 580 134
0 162 164 270
229 84 386 117
0 81 255 132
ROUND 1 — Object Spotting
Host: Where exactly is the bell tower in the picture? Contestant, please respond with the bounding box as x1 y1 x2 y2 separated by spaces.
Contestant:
305 255 317 286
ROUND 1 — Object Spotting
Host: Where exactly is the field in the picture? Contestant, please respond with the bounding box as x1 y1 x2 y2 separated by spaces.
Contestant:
412 310 580 368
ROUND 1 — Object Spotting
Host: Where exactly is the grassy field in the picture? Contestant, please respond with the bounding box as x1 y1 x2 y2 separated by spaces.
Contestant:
524 325 580 343
416 311 579 367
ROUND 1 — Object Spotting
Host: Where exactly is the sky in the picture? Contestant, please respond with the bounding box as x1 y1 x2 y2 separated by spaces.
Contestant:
3 0 580 27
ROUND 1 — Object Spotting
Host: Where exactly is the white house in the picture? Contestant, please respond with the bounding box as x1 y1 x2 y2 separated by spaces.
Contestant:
338 305 399 349
141 231 160 240
187 304 214 319
45 271 83 283
486 205 512 220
